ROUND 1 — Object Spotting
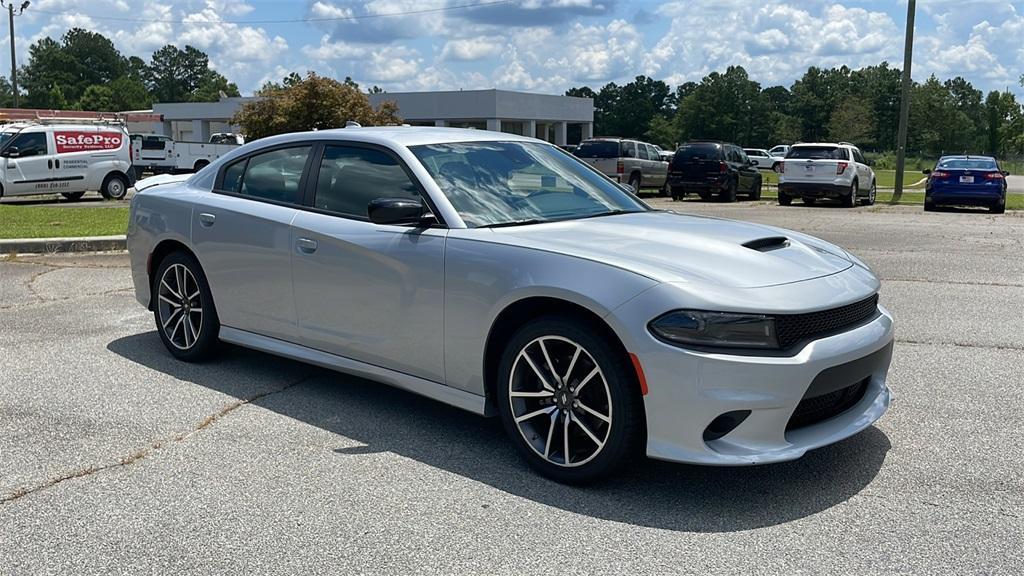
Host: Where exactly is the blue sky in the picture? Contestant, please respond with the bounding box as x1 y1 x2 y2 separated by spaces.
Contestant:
8 0 1024 97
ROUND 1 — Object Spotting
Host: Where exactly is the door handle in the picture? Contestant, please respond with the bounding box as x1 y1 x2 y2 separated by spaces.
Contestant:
296 237 318 254
198 213 216 227
48 159 53 169
55 158 60 169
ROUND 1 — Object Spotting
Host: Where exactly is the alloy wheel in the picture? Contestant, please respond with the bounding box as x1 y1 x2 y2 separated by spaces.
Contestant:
508 336 612 468
157 263 204 350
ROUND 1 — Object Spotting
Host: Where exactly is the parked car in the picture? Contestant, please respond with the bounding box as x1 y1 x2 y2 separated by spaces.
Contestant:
666 141 762 202
652 144 674 162
924 155 1007 214
0 120 134 201
574 137 667 193
743 148 783 171
129 133 243 177
778 142 876 207
768 145 791 157
128 127 893 482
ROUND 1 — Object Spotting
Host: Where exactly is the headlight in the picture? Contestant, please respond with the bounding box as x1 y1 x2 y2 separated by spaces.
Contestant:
648 310 778 349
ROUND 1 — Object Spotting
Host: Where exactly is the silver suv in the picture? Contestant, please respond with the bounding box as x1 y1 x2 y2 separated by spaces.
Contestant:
574 138 668 193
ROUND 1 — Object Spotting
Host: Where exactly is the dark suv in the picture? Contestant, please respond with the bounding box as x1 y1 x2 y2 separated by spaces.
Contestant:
666 141 762 202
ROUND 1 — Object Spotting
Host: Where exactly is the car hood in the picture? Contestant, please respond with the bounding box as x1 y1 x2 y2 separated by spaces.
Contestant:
472 211 854 288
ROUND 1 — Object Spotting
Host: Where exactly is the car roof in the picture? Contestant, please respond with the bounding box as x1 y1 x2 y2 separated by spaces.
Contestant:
938 154 995 161
254 126 540 149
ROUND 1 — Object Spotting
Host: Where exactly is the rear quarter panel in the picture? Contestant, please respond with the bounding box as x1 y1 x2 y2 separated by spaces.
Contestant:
127 184 198 308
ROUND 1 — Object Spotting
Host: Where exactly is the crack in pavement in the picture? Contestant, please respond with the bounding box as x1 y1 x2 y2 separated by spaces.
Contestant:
0 373 319 507
896 338 1024 352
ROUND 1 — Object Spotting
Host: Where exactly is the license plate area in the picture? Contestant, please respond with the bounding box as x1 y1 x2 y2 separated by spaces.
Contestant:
960 175 974 183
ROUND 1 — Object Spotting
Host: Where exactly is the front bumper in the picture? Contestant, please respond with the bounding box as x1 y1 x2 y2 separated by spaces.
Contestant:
608 276 893 465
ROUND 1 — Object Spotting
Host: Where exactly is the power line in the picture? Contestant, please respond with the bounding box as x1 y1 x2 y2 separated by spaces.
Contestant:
28 0 511 25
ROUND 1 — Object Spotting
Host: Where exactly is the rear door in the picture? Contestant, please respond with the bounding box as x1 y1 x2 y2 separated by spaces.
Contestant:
573 140 621 177
643 144 667 186
291 143 446 382
783 145 844 184
191 143 314 343
670 142 722 184
733 147 757 191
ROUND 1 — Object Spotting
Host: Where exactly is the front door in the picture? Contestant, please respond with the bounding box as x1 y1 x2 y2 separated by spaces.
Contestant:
191 144 313 343
291 143 446 383
3 131 54 196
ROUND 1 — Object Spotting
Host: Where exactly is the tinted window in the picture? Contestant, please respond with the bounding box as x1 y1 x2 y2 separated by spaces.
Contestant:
636 144 650 160
142 136 169 150
219 146 310 203
673 143 721 163
7 132 48 156
645 144 660 160
744 149 764 157
787 146 847 160
314 146 420 218
574 141 620 158
623 141 636 158
937 158 998 170
412 141 647 228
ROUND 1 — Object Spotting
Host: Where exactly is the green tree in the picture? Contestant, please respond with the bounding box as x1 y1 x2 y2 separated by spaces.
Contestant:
19 37 75 108
828 97 876 145
232 72 402 140
192 70 241 102
147 45 226 102
0 75 13 107
108 76 152 110
645 114 679 149
77 84 114 111
675 66 771 146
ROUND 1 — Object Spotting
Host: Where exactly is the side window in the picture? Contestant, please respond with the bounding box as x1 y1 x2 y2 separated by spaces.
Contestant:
636 144 649 160
645 144 659 160
9 132 48 157
854 149 866 164
622 141 636 158
313 145 420 218
737 149 749 164
219 146 311 203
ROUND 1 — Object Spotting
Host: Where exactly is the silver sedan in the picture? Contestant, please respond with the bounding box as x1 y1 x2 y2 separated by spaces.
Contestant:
128 127 893 483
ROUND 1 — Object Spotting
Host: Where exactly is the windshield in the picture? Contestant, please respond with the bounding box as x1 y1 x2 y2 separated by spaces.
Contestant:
0 131 16 150
411 141 648 228
574 141 621 158
787 146 847 160
937 158 998 170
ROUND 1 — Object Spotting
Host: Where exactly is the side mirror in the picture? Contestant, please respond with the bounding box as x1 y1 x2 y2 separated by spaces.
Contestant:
368 197 434 226
922 169 931 175
1002 170 1010 176
3 146 20 158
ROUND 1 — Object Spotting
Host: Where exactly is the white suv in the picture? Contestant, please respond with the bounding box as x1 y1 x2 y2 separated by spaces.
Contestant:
778 142 876 207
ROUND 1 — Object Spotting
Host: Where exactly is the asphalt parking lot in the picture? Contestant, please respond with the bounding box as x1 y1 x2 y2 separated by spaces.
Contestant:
1 201 1022 574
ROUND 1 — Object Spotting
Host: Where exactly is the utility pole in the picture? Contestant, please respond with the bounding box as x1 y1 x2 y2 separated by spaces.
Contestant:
893 0 915 202
2 1 29 108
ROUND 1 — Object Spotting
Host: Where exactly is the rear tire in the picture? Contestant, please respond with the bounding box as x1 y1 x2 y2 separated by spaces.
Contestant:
496 317 643 484
778 193 792 206
152 251 220 362
622 171 638 193
670 186 685 201
861 181 876 206
749 176 762 200
991 198 1005 214
100 173 129 200
843 181 858 208
721 179 737 202
194 160 210 172
61 192 85 201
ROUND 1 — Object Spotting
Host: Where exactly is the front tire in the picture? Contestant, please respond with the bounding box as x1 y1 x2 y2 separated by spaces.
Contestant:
153 251 220 362
100 173 129 200
497 318 643 484
61 192 85 201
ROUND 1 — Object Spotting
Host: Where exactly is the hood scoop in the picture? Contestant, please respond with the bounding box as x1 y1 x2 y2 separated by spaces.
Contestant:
742 236 791 252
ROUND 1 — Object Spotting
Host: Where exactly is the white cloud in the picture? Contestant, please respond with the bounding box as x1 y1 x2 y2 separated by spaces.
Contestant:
441 37 503 61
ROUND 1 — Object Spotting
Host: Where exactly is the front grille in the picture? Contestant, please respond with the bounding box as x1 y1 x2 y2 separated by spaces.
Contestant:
786 378 869 430
775 294 879 349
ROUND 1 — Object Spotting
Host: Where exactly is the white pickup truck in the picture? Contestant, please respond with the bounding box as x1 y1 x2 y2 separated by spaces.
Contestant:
130 133 243 176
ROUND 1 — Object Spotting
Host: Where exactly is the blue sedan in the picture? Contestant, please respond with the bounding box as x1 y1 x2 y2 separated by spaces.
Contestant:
924 155 1008 214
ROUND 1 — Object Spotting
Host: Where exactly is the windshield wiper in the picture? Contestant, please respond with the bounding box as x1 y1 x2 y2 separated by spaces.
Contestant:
476 218 548 229
574 209 642 220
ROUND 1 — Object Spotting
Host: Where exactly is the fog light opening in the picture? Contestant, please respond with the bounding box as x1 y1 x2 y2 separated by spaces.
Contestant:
703 410 752 442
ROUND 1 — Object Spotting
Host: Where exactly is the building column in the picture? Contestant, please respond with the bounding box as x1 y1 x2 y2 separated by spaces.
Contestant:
554 121 567 146
434 119 447 127
486 118 502 132
525 120 536 140
536 123 547 141
192 119 210 142
581 121 594 140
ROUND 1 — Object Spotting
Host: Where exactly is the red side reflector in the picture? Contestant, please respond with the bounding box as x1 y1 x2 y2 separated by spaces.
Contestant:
629 353 649 396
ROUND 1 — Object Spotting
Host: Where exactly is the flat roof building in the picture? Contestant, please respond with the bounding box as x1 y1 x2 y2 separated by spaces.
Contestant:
368 89 594 145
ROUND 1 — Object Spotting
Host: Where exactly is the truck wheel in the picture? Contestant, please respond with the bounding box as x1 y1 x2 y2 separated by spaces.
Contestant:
670 186 685 201
194 160 210 172
843 181 858 208
100 173 129 200
627 173 641 194
61 192 85 201
779 193 792 206
721 179 737 202
749 176 762 200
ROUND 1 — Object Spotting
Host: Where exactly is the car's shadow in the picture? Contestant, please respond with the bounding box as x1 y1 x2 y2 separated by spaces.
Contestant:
108 331 890 533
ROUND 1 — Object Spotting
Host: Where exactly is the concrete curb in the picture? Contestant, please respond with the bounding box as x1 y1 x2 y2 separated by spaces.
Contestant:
0 235 127 255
